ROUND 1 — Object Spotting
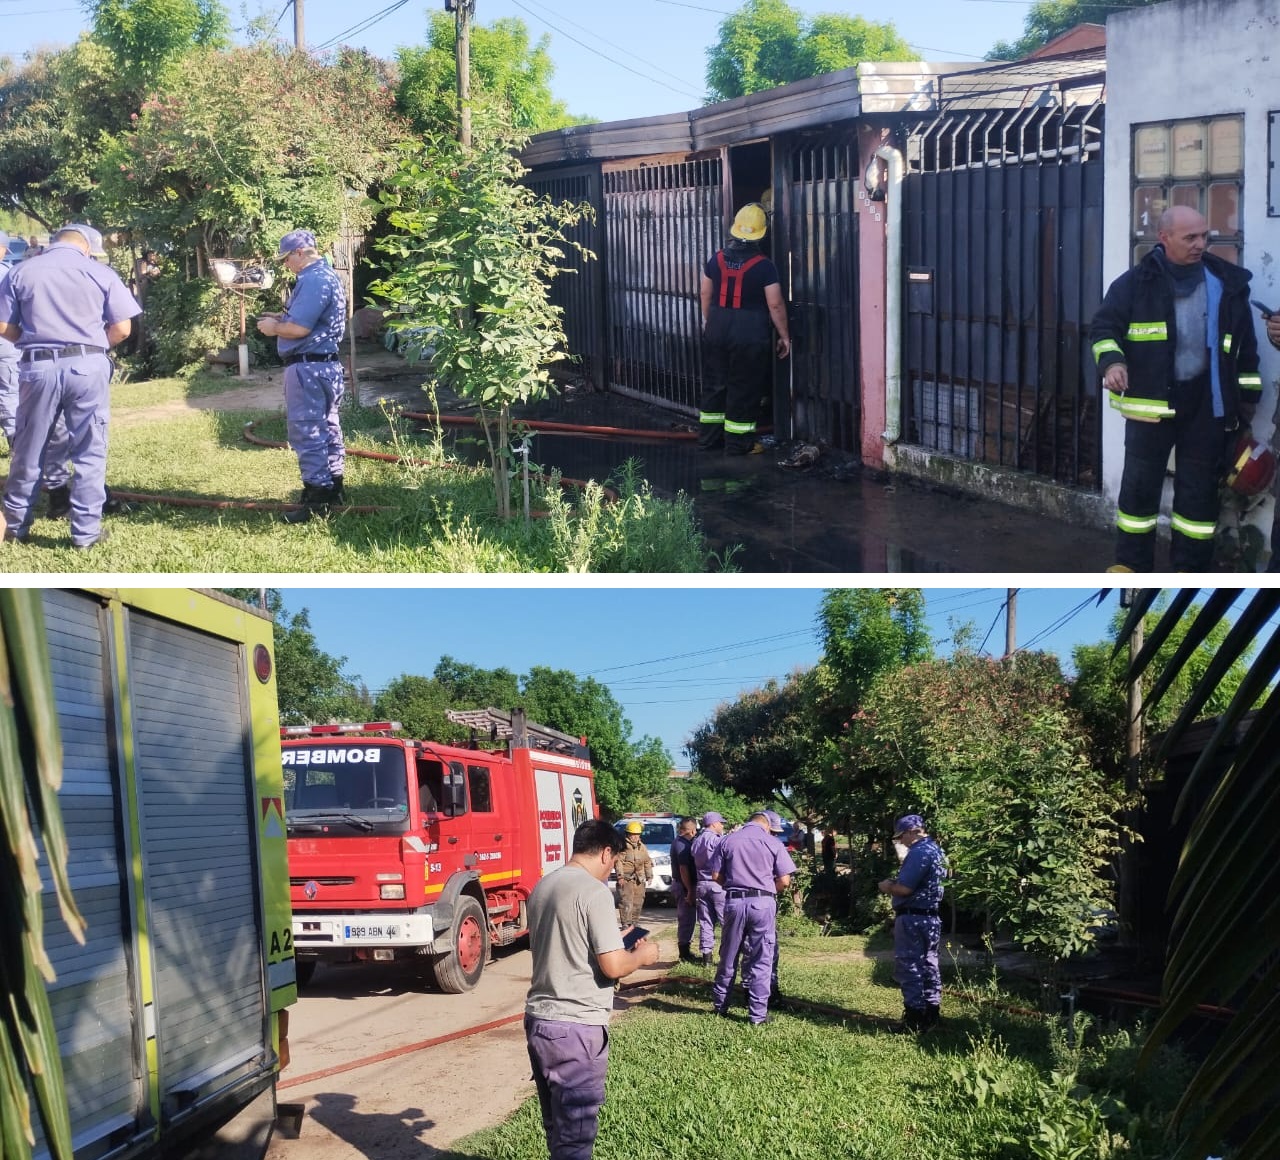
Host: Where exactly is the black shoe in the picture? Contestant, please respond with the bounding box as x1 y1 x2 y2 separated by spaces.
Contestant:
283 483 337 524
330 474 346 504
102 486 132 516
750 1017 773 1027
3 527 28 544
678 945 696 964
72 529 110 551
44 485 71 519
890 1007 927 1034
701 953 713 966
921 1003 941 1031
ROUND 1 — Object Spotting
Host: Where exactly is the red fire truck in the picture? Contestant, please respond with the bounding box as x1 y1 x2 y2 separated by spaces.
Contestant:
284 708 597 992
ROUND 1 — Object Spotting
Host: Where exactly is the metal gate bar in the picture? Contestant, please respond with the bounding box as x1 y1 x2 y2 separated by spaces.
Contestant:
904 101 1103 487
784 135 860 453
603 159 722 411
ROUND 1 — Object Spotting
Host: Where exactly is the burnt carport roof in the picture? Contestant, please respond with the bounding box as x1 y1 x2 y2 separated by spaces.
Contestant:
522 64 866 169
522 52 1107 170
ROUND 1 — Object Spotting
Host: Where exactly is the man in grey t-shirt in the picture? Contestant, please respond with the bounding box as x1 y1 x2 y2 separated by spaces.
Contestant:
525 817 659 1159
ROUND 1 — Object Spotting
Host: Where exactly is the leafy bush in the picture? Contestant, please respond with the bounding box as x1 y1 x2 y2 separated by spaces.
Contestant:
141 276 275 376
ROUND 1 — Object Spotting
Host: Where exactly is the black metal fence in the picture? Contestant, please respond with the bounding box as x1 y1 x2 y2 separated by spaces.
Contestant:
602 158 723 412
902 101 1105 488
780 133 861 451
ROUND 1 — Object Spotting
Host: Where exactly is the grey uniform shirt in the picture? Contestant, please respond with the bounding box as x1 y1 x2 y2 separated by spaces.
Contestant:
525 864 625 1026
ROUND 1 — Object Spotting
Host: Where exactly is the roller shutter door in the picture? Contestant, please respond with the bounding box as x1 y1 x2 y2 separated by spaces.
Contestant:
39 588 142 1155
127 612 265 1115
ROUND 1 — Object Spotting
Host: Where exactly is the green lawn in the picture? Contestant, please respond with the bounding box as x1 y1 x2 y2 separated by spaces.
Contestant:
454 927 1198 1160
0 375 723 573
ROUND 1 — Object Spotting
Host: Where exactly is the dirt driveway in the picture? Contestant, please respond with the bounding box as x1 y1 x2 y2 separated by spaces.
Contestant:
265 906 676 1159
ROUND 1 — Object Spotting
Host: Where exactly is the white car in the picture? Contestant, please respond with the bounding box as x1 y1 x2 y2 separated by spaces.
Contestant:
610 815 681 906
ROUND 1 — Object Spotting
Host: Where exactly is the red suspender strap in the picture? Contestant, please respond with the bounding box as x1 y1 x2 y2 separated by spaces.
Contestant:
716 252 766 309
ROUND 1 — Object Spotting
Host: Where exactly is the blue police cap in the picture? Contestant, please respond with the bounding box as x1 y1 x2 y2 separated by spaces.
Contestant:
702 811 723 826
278 229 318 255
893 814 926 838
60 223 106 257
764 810 785 833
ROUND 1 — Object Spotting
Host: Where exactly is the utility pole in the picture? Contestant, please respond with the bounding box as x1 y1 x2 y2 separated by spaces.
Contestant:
293 0 305 50
1004 588 1018 663
451 0 475 146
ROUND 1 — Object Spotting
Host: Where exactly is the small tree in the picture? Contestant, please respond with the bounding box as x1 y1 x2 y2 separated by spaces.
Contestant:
370 119 593 519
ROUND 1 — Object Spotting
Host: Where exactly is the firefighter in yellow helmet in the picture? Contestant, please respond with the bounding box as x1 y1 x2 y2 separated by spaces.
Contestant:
697 202 791 455
614 821 653 927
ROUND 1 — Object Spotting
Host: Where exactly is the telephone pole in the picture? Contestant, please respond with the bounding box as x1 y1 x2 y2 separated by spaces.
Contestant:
453 0 475 146
293 0 305 50
1004 588 1018 662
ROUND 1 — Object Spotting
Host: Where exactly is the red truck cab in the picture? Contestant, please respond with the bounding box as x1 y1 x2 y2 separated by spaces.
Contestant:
284 711 596 992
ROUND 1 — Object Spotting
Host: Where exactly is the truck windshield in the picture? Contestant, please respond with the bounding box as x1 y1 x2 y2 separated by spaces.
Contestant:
283 744 410 835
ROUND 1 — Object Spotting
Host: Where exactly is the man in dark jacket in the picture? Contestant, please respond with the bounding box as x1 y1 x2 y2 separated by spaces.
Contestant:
1091 205 1261 571
698 203 791 455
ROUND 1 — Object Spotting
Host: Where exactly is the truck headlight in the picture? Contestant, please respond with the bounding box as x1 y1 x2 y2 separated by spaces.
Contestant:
379 884 406 900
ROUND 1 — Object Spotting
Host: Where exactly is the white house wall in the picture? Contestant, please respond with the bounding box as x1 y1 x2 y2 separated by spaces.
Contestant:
1104 0 1280 555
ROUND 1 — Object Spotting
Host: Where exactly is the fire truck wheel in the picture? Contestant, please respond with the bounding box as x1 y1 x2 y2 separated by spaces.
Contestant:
295 960 317 987
431 895 490 993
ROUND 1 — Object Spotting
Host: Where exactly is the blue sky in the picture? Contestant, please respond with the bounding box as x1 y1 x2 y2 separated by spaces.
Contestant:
4 1 1034 124
282 586 1127 769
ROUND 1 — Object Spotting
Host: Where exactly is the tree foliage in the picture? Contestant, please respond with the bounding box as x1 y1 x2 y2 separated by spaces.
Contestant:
705 0 916 102
369 118 592 519
986 0 1162 61
93 43 401 261
85 0 231 103
1116 588 1280 1160
397 12 590 136
842 651 1127 963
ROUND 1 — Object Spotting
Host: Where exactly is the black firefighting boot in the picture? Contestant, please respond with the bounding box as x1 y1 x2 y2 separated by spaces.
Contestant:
283 483 337 524
43 485 71 519
890 1007 927 1034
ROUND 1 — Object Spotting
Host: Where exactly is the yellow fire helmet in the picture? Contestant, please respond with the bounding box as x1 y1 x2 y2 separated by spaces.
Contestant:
625 821 644 834
730 202 767 241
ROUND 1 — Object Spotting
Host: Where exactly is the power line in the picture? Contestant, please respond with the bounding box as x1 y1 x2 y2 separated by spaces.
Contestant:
310 0 409 53
1014 590 1108 655
510 0 705 99
517 0 695 87
269 1 292 37
976 592 1012 656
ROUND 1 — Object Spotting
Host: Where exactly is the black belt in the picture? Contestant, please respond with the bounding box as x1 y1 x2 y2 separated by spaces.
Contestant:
19 344 106 362
283 352 340 366
726 887 774 898
896 907 939 917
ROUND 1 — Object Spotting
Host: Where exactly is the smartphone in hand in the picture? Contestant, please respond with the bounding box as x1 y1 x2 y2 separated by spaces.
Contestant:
622 926 649 951
1251 299 1277 318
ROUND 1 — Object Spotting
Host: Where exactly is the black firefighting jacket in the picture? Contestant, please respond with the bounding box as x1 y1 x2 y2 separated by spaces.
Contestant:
1090 247 1261 425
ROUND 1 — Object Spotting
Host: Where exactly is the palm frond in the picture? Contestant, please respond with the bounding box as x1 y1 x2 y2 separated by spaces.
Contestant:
1120 588 1280 1160
0 591 78 1160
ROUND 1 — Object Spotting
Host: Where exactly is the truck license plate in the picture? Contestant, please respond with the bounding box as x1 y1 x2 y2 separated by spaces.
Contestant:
344 923 398 940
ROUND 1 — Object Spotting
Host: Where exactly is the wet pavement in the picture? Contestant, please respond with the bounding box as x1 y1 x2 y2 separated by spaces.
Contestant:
355 352 1115 574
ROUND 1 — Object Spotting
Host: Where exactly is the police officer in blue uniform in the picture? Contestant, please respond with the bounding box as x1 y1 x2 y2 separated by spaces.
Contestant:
672 816 698 963
709 810 796 1025
0 224 140 549
256 229 347 522
878 814 946 1032
0 232 18 446
690 811 727 965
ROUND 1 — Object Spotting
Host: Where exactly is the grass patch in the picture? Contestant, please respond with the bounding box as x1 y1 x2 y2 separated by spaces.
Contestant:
453 930 1197 1160
0 375 727 573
